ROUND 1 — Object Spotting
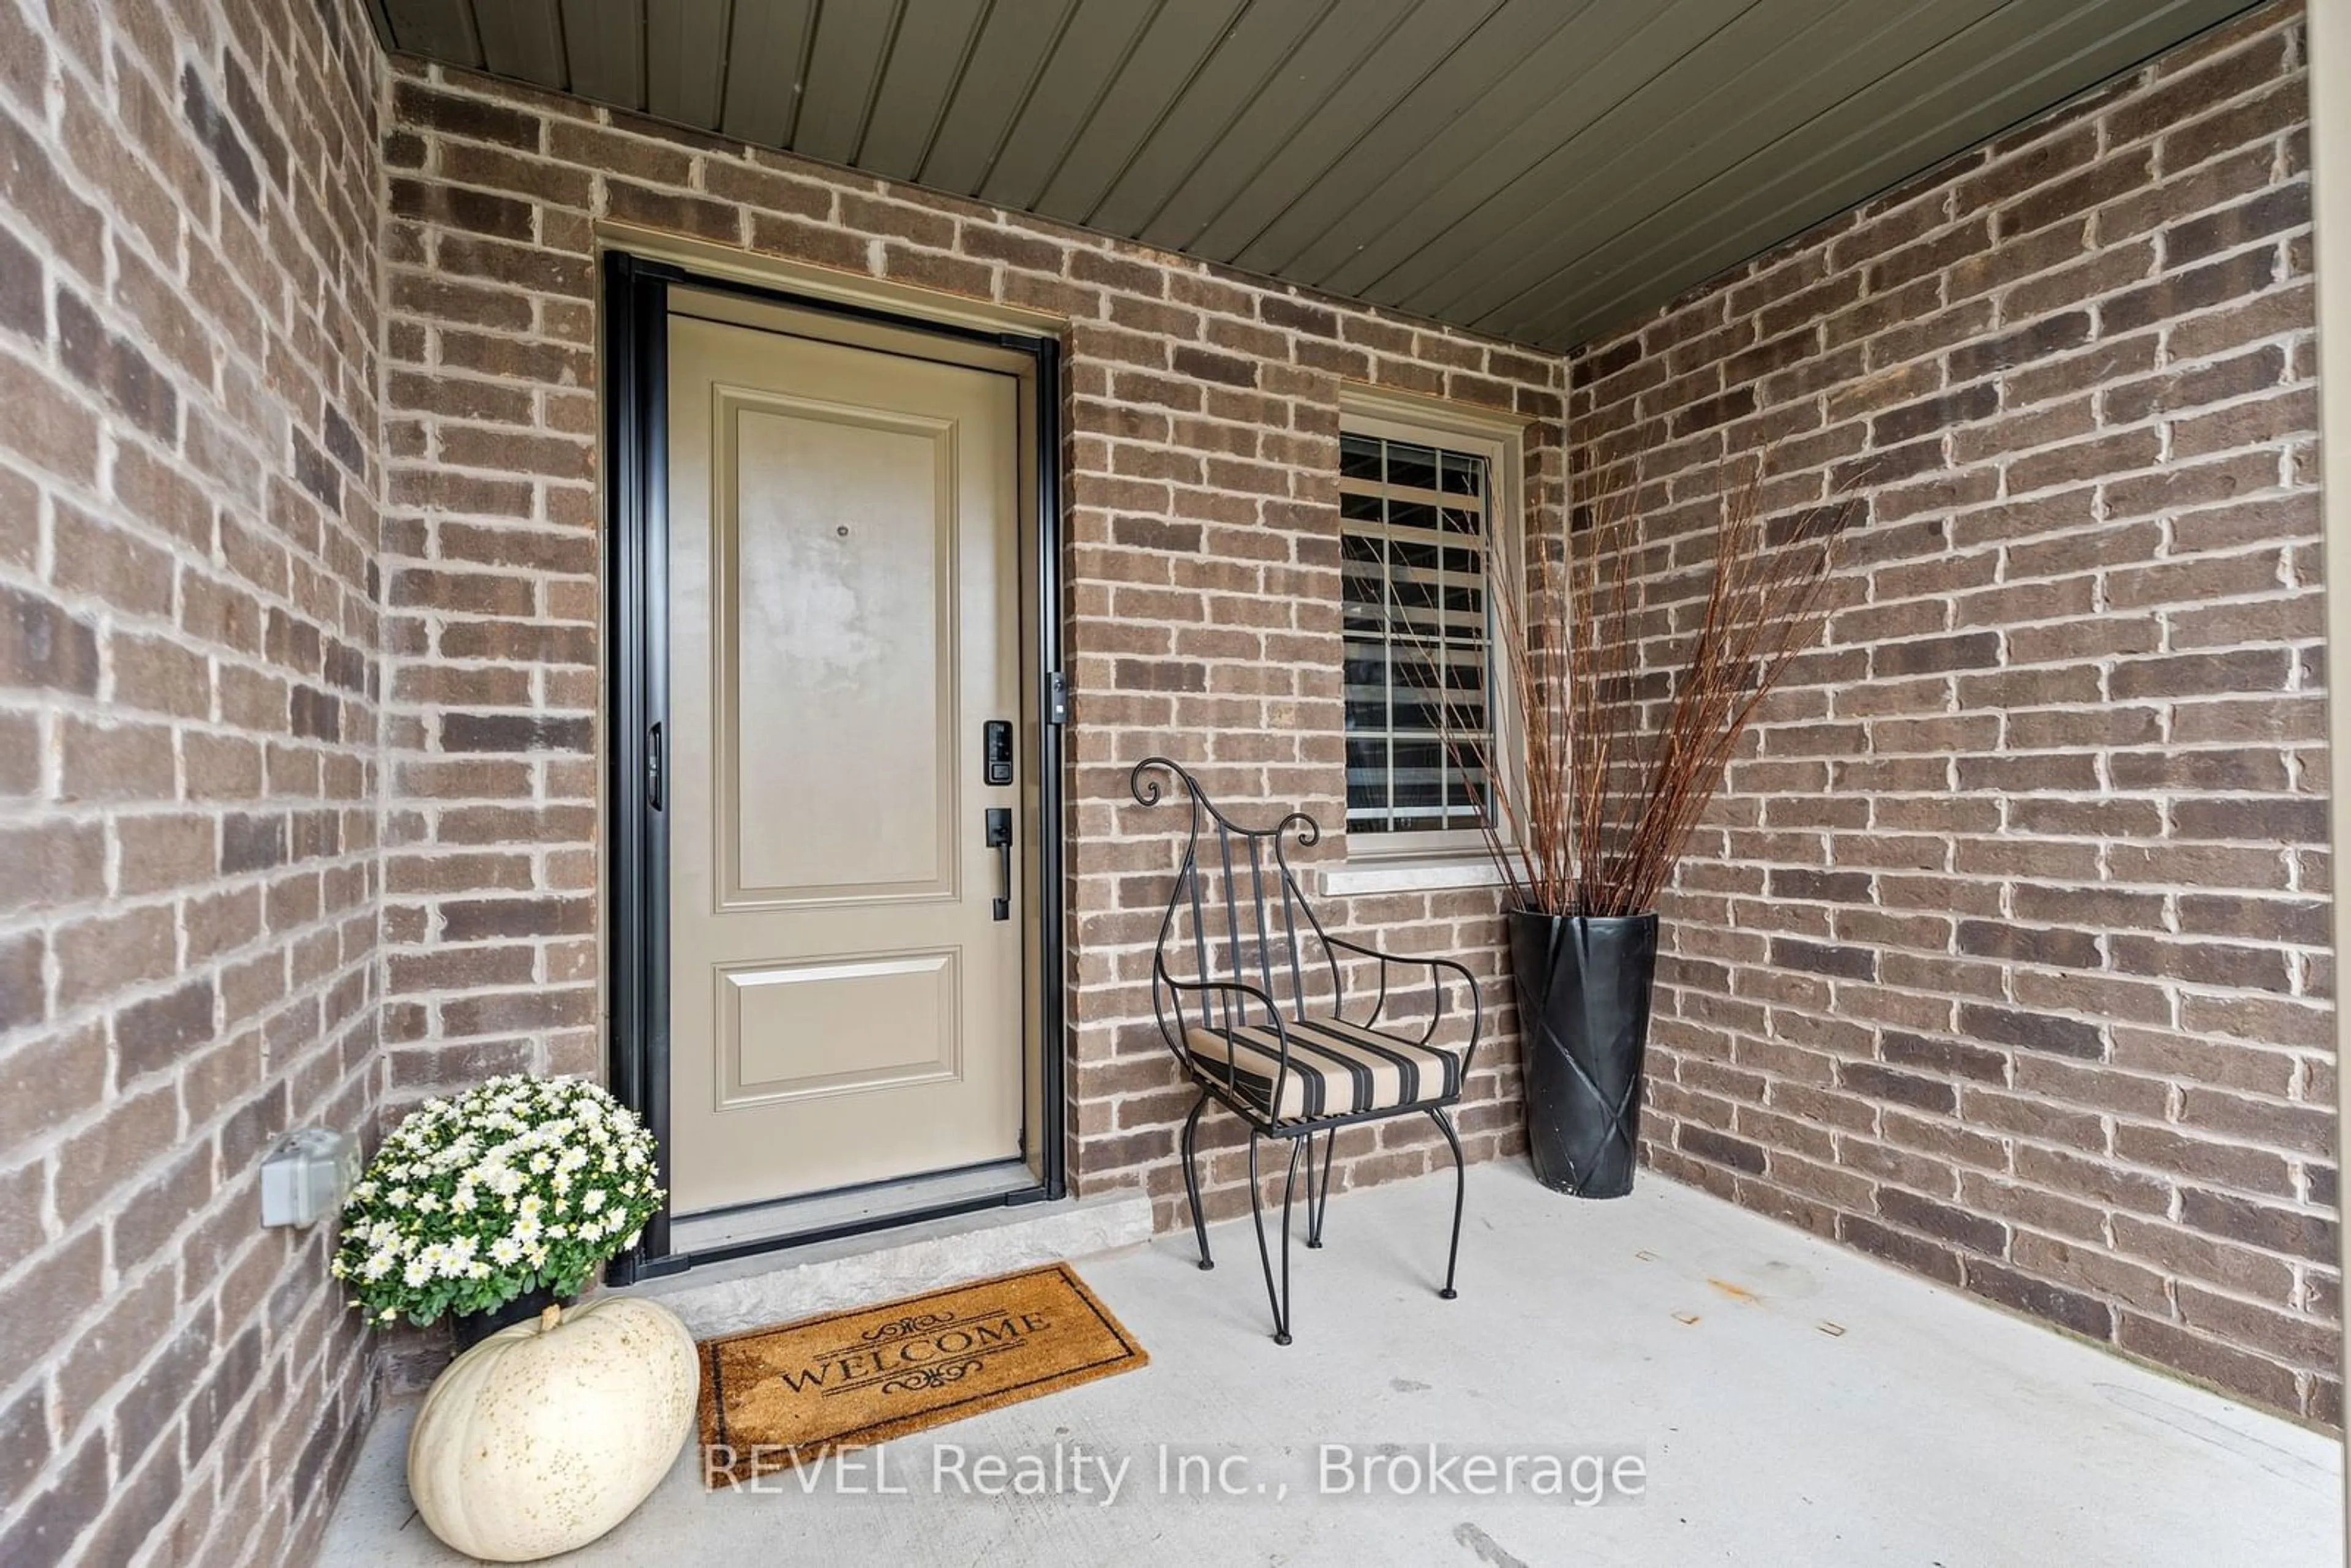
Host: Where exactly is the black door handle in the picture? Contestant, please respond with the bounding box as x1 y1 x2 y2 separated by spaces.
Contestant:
986 808 1012 920
647 722 664 812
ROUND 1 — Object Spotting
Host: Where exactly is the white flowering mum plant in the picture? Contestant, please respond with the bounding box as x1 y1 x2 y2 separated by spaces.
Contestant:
332 1075 663 1327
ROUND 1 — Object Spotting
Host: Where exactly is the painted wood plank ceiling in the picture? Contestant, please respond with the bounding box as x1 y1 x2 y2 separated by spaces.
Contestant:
369 0 2271 350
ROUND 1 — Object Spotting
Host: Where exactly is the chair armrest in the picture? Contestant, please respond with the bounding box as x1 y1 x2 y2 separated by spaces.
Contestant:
1158 975 1304 1114
1157 973 1289 1052
1322 932 1475 982
1161 973 1284 1019
1318 935 1484 1070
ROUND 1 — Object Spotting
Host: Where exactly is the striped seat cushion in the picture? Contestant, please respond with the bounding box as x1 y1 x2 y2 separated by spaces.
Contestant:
1184 1016 1462 1120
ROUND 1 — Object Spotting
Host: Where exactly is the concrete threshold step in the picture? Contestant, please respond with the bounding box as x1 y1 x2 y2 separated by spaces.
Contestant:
621 1188 1157 1340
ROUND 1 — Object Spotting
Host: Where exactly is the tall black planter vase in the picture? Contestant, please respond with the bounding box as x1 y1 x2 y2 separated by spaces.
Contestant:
1507 910 1660 1198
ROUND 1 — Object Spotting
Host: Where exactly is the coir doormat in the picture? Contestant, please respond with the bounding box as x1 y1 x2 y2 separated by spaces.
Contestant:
697 1262 1146 1484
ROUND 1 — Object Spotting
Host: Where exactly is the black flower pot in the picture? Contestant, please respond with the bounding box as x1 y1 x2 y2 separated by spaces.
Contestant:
1507 909 1659 1199
450 1286 569 1352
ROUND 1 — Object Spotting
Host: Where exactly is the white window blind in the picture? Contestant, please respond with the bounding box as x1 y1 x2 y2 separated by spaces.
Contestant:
1339 429 1494 839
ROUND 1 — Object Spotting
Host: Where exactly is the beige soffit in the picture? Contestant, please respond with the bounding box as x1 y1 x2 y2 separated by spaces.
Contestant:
378 0 2270 351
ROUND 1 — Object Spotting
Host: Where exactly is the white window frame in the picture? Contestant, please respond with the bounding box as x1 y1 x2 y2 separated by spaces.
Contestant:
1333 386 1528 871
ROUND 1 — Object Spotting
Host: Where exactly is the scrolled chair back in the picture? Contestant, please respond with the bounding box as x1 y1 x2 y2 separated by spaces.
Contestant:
1127 757 1343 1056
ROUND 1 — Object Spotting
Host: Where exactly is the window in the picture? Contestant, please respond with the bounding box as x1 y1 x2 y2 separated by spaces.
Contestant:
1339 419 1505 850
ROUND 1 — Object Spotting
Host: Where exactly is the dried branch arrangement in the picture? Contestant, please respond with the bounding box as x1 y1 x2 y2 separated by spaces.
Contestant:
1472 462 1853 918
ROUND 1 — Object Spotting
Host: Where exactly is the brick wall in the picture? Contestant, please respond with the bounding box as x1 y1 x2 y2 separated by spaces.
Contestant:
375 63 1564 1278
0 0 385 1562
1575 0 2336 1421
2 8 2326 1558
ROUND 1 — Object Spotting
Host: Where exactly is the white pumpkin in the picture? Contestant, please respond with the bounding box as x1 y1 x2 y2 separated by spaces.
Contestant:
407 1297 699 1562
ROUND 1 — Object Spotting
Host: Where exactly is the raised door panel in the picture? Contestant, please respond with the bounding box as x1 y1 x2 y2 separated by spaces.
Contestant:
715 392 958 905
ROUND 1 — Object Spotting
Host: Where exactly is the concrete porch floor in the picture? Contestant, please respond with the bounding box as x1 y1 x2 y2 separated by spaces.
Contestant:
319 1160 2342 1566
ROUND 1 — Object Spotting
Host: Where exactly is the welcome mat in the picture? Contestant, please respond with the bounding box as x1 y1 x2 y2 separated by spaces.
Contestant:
697 1262 1147 1484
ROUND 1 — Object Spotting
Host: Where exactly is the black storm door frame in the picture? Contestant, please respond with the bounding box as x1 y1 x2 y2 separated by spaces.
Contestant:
601 250 1068 1284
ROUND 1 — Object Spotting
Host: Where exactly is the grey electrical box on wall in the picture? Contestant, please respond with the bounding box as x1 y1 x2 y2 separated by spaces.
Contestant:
260 1128 361 1228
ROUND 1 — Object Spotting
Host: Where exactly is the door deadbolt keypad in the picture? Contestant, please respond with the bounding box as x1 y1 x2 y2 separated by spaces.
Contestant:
984 719 1014 786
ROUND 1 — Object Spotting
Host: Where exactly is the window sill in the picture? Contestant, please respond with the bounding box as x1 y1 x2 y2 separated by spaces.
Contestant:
1316 857 1507 897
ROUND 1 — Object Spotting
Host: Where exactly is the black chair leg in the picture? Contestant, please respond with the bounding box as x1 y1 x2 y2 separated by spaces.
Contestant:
1428 1106 1466 1300
1180 1088 1214 1271
1304 1126 1335 1247
1247 1130 1303 1345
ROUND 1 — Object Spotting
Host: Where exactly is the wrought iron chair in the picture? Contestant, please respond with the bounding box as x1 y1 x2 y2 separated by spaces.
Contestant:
1129 756 1483 1344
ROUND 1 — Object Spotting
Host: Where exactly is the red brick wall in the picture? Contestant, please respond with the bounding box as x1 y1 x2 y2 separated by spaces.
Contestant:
0 0 385 1562
375 64 1564 1272
1575 1 2336 1421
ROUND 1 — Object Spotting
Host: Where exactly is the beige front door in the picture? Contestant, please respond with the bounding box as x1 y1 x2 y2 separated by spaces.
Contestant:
666 305 1026 1217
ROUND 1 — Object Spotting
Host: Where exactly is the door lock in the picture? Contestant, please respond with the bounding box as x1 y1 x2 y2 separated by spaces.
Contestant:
986 808 1013 921
983 719 1014 786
